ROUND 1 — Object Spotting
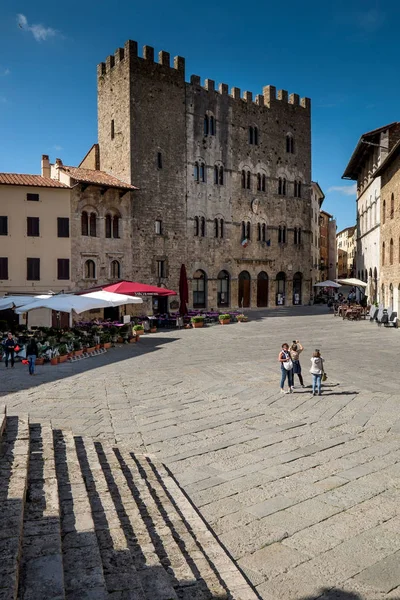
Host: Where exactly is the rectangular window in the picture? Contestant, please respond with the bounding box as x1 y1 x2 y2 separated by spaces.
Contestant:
27 217 40 237
27 193 39 201
57 217 70 238
111 119 115 140
155 220 162 235
157 260 166 278
0 216 8 236
157 152 162 169
27 258 40 281
57 258 70 280
0 257 8 280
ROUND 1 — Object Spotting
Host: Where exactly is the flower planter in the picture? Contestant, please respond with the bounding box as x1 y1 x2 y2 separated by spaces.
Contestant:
59 355 68 364
95 344 100 350
134 330 144 337
219 319 230 325
103 342 112 349
193 322 204 328
50 357 59 366
35 358 44 366
150 328 157 333
74 350 83 357
86 347 95 354
117 337 124 343
129 337 137 343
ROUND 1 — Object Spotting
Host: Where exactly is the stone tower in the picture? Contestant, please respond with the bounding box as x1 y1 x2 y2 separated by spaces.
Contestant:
97 40 312 308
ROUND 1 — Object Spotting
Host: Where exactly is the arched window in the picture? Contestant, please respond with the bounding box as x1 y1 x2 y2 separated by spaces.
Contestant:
293 272 303 305
278 225 282 243
262 223 266 242
85 259 96 279
210 115 215 136
220 219 224 239
219 166 224 185
200 216 206 237
200 162 205 182
81 211 88 236
105 214 112 238
217 270 230 307
282 178 286 195
214 166 219 185
214 218 219 238
278 178 282 195
111 260 120 279
298 227 301 244
257 173 261 191
249 127 254 144
204 115 209 136
286 133 294 153
194 216 199 236
89 213 97 237
390 283 394 308
276 272 286 305
112 215 120 238
194 162 199 182
391 193 394 218
257 223 261 241
278 225 287 244
246 221 251 240
241 221 246 241
238 271 251 308
294 227 298 244
254 127 258 145
278 178 286 196
262 174 266 192
246 171 251 189
390 238 394 264
383 200 386 224
193 270 207 308
241 170 246 188
382 242 385 265
294 181 298 197
257 271 269 307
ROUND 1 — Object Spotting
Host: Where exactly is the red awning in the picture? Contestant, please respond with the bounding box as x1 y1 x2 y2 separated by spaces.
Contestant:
102 281 176 297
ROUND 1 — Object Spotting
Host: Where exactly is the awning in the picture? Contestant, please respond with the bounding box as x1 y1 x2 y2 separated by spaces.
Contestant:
0 295 52 310
336 278 368 288
15 292 142 315
82 280 176 297
314 280 341 288
82 291 142 306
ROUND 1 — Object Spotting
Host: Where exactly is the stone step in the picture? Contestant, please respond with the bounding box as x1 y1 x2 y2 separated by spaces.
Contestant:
0 414 30 600
0 405 6 440
17 422 64 600
53 429 109 600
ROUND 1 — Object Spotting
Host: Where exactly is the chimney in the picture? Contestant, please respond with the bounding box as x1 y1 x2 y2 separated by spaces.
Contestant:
41 154 50 178
55 158 63 167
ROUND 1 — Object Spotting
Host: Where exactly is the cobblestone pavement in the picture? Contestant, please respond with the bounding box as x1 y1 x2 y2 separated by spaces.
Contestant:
2 306 400 599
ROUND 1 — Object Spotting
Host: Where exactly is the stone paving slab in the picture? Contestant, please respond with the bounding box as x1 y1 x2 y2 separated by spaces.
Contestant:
2 307 400 598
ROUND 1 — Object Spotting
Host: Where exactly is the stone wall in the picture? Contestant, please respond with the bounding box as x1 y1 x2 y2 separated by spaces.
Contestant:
380 153 400 312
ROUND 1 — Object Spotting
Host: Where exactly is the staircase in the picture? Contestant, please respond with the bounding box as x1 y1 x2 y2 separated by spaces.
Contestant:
0 407 257 600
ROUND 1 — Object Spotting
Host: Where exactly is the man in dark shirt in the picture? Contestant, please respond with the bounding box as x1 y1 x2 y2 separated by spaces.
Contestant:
4 332 16 368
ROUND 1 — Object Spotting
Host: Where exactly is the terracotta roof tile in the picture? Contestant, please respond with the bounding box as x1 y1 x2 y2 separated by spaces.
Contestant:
61 166 138 190
0 173 69 188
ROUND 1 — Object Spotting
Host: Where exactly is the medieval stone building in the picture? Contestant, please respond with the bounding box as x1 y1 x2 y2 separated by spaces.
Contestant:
92 40 313 309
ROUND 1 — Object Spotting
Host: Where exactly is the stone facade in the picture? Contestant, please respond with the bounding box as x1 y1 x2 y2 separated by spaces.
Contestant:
96 40 313 308
311 182 324 286
319 211 337 281
373 143 400 314
336 226 356 278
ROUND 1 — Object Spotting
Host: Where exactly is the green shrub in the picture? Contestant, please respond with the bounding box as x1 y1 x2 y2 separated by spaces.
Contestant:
191 316 205 323
218 314 230 320
58 344 68 356
133 324 144 331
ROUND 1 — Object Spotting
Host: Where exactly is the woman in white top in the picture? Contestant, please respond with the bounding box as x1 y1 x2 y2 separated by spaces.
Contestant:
310 349 324 396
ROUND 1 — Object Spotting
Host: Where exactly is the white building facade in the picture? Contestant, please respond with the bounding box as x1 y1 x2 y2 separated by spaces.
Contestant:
342 123 400 303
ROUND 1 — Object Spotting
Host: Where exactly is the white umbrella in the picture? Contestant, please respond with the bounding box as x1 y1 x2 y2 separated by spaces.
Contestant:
313 280 341 288
0 295 51 310
82 291 142 306
15 294 111 315
336 278 368 288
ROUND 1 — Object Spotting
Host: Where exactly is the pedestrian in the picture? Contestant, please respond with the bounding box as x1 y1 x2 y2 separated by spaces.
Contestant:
4 332 16 368
26 337 39 376
290 340 305 388
310 349 324 396
278 343 294 394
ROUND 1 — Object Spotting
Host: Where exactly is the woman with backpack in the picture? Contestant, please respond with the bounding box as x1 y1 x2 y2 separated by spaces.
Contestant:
310 349 325 396
278 343 294 394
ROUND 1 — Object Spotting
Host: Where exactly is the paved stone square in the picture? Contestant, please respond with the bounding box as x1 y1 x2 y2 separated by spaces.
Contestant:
2 306 400 599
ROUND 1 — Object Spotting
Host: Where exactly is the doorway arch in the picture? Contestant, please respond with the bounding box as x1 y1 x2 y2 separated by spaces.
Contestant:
217 270 230 308
276 272 286 305
293 272 303 305
238 271 251 308
389 283 394 309
257 272 269 307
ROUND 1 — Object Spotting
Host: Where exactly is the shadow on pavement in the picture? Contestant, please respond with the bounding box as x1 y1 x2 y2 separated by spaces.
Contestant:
299 588 399 599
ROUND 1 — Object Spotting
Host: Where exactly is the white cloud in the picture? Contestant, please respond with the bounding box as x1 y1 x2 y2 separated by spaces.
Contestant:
0 67 10 76
17 13 57 42
327 184 357 196
53 145 63 151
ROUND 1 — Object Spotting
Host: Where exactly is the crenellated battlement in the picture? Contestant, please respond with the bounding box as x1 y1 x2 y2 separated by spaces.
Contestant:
97 40 310 110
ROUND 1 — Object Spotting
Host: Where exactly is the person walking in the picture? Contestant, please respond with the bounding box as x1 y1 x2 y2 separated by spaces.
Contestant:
4 332 16 368
310 349 324 396
278 343 294 394
290 340 305 388
26 337 39 376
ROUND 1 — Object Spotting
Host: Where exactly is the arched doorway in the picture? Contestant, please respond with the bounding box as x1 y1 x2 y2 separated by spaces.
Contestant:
193 270 207 308
389 283 394 309
293 272 303 305
276 272 286 305
257 272 269 307
381 284 385 305
374 267 378 303
217 270 230 308
238 271 251 308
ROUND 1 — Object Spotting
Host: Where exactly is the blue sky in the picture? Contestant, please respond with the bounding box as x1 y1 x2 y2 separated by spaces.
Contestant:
1 0 399 230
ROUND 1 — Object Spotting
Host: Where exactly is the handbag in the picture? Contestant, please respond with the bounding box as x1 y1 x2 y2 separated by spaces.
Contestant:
322 369 327 381
283 359 293 371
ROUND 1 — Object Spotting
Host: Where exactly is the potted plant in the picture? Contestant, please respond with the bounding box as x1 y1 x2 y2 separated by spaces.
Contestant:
191 316 205 329
100 332 112 349
58 344 69 363
219 314 231 325
236 314 248 323
109 326 119 343
73 339 83 356
50 347 59 365
35 346 45 366
133 324 144 337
